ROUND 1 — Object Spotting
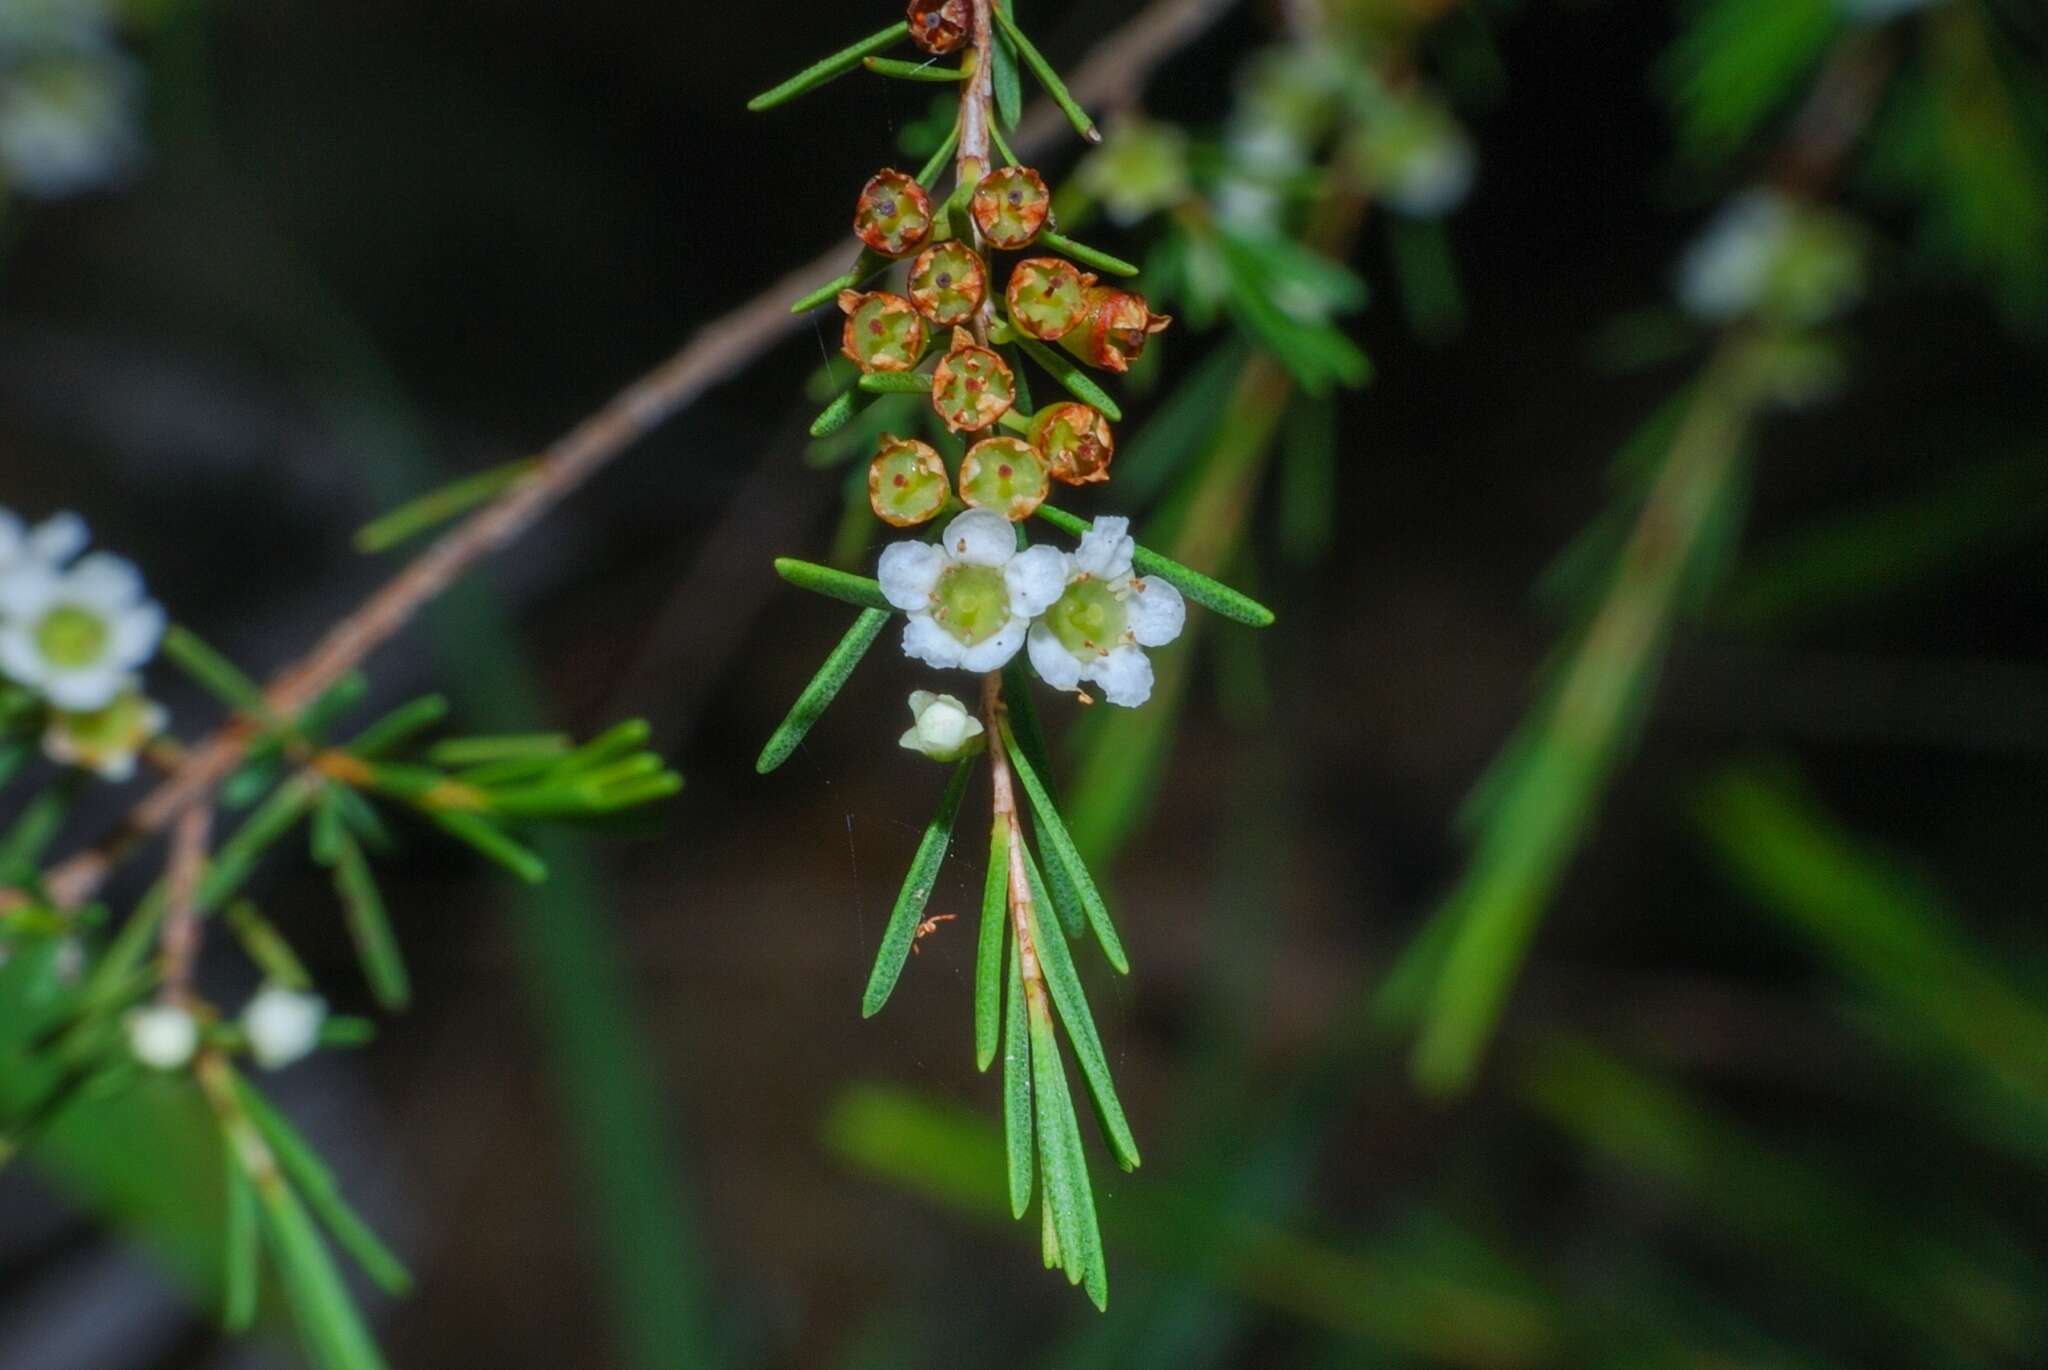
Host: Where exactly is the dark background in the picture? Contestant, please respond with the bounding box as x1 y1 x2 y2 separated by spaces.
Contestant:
4 1 2046 1366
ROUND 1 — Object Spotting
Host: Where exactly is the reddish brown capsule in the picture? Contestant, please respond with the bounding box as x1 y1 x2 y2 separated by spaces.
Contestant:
970 166 1052 250
906 0 969 55
1061 286 1171 373
869 435 951 527
854 169 934 258
1004 256 1095 340
959 436 1050 520
838 290 926 373
907 240 987 327
1029 402 1115 486
930 326 1015 433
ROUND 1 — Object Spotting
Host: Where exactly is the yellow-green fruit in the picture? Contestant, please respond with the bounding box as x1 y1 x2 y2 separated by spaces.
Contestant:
958 436 1049 521
1029 402 1114 485
838 290 926 372
868 436 951 527
854 168 934 258
908 240 987 327
930 328 1015 433
1005 256 1093 341
971 165 1052 250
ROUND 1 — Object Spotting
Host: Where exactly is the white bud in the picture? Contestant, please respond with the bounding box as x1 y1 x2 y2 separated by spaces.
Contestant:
126 1003 198 1070
243 985 326 1070
898 690 986 763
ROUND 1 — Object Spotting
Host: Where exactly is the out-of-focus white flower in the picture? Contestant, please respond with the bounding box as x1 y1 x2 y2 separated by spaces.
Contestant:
243 985 326 1070
1359 96 1475 220
898 690 986 763
126 1002 198 1070
1077 118 1190 226
42 677 165 780
0 48 143 198
877 509 1069 674
0 507 86 577
1025 516 1185 708
0 549 164 710
1676 189 1864 327
1837 0 1935 21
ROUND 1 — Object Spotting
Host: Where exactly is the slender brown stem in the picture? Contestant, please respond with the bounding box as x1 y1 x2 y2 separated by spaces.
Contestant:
39 0 1233 913
981 672 1045 999
156 804 212 1004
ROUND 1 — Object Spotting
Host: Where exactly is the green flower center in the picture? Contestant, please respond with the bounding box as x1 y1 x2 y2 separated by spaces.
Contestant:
933 564 1009 645
36 605 109 669
1046 580 1125 657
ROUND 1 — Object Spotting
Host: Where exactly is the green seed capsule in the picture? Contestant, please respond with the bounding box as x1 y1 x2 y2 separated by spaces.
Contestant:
906 0 969 55
854 168 935 258
959 436 1049 521
869 435 952 527
908 240 988 327
971 166 1052 250
1028 401 1114 486
1005 256 1094 340
838 290 926 372
1062 285 1171 373
930 327 1016 433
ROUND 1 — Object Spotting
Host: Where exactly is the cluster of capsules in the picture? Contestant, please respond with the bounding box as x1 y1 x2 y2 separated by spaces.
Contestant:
836 159 1171 528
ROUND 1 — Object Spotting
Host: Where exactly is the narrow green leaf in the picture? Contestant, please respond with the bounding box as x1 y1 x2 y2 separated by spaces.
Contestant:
770 561 888 614
430 810 548 884
992 5 1023 129
343 694 450 757
810 385 874 438
989 119 1021 168
233 1074 413 1297
915 119 962 188
1028 998 1108 1307
255 1178 390 1370
1034 505 1276 627
353 457 538 554
747 20 909 111
332 828 410 1012
863 55 967 82
862 757 977 1018
222 1143 260 1333
1038 229 1139 278
225 899 313 991
858 370 933 395
996 717 1128 974
791 247 895 315
1021 844 1140 1171
1003 924 1035 1220
1000 659 1085 940
756 607 893 774
427 733 571 767
976 817 1009 1072
1012 337 1123 420
162 624 269 716
991 4 1100 143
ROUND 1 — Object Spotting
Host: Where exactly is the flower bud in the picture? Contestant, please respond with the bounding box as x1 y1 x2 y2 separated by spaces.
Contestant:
126 1003 198 1071
1061 286 1171 373
907 240 987 327
899 689 985 762
930 327 1015 433
959 436 1050 520
1028 402 1114 485
854 169 934 258
243 985 327 1070
906 0 970 55
970 165 1052 250
838 289 926 372
1004 255 1094 340
869 435 951 527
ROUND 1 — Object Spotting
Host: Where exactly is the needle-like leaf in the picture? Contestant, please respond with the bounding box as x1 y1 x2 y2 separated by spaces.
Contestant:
1000 660 1085 940
1012 337 1123 420
747 21 910 111
863 55 968 82
1038 229 1139 278
756 607 893 774
997 717 1128 973
977 817 1009 1072
862 757 977 1017
222 1145 259 1333
1022 845 1140 1171
991 4 1100 143
1027 996 1108 1307
773 558 894 612
1003 926 1035 1220
1034 505 1276 627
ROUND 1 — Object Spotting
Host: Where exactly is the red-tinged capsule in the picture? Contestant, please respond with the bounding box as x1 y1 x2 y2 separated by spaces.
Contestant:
869 435 951 527
854 169 934 258
906 0 969 55
959 436 1050 521
1004 256 1095 340
930 326 1015 433
970 165 1052 250
1062 286 1171 373
1029 402 1115 486
907 240 987 327
838 289 926 372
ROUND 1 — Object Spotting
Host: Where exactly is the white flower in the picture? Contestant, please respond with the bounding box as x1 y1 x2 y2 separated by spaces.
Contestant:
243 985 326 1070
877 509 1069 674
42 677 165 780
1362 97 1474 220
899 689 986 762
1025 516 1185 708
1677 190 1793 323
0 49 143 199
0 549 163 710
126 1003 198 1070
1837 0 1932 20
0 507 87 577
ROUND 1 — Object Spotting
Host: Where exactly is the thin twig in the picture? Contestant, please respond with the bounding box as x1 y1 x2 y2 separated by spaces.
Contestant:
42 0 1236 912
157 804 212 1003
981 672 1044 995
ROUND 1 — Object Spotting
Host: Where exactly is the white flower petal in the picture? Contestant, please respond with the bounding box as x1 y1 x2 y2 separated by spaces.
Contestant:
0 623 44 683
244 986 327 1070
1125 576 1186 647
943 508 1017 568
108 600 164 667
0 509 22 563
66 551 142 608
0 564 60 619
1004 545 1070 619
1073 515 1135 581
28 513 87 566
901 613 966 669
1089 645 1155 708
1026 620 1085 691
907 689 936 717
126 1004 197 1070
878 541 944 611
44 665 124 712
958 616 1026 672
